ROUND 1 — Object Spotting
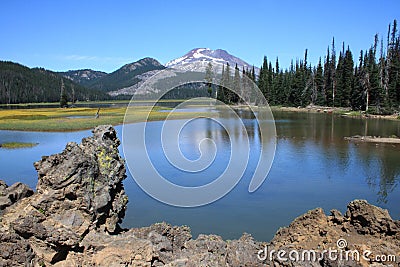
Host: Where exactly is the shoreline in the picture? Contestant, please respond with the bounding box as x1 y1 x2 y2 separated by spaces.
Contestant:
0 103 398 133
271 105 400 121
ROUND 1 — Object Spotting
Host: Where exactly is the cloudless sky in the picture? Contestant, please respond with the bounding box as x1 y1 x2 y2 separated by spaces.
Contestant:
1 0 399 73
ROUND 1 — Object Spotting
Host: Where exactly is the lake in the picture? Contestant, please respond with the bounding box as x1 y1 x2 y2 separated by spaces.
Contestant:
0 110 399 241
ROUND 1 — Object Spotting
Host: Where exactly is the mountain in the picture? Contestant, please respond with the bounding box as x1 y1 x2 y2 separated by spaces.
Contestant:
107 69 163 97
0 61 109 104
85 57 165 92
0 50 259 101
166 48 259 74
108 49 259 97
58 69 107 87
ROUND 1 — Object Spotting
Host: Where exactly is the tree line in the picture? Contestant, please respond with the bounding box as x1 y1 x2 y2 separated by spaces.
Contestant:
217 19 400 114
216 62 256 104
0 61 109 104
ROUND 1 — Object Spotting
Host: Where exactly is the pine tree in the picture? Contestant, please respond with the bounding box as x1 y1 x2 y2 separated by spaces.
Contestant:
301 49 313 106
367 46 383 112
71 84 75 104
267 61 274 102
311 66 318 104
275 57 280 74
59 78 68 108
351 50 366 110
324 47 332 106
361 51 372 112
315 58 324 105
387 19 400 109
205 62 214 97
334 42 354 108
251 66 256 82
217 64 225 102
258 56 268 100
288 60 303 106
342 47 354 107
335 49 344 106
232 63 241 103
331 38 337 107
273 57 283 105
241 66 248 103
222 63 233 103
379 37 387 105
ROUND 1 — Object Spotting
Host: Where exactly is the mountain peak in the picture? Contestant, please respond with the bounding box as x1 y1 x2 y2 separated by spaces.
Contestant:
138 57 163 66
58 69 108 86
165 48 258 74
122 57 162 72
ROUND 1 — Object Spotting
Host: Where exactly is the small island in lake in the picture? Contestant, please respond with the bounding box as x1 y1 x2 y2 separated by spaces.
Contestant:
0 142 38 149
345 135 400 144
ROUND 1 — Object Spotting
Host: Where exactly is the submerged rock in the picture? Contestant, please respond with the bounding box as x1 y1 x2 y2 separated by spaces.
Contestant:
0 125 399 266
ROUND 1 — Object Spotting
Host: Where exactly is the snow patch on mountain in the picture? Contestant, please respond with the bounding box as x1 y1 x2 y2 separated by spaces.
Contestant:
166 48 259 75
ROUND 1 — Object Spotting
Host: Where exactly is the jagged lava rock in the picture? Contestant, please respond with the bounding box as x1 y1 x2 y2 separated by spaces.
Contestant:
0 180 33 210
34 124 127 233
346 199 400 236
0 125 128 265
269 200 400 267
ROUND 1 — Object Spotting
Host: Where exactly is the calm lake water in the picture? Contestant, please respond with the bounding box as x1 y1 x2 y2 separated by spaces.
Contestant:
0 110 399 241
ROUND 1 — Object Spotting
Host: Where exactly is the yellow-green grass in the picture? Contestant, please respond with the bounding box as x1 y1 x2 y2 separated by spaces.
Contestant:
342 111 363 116
0 142 38 149
0 100 130 107
0 107 123 131
0 99 204 108
0 106 213 132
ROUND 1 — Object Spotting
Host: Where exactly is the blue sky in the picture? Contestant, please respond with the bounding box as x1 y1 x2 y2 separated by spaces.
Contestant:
1 0 399 73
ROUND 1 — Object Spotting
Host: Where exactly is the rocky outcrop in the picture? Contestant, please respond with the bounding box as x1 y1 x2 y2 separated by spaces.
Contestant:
346 199 400 236
0 230 35 266
0 180 33 210
0 125 399 266
270 200 400 267
52 199 400 267
33 125 127 234
56 222 265 267
0 125 128 265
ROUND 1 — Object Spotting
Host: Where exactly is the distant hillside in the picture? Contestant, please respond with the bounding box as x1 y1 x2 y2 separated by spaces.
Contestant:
0 61 109 104
58 69 107 87
85 57 165 92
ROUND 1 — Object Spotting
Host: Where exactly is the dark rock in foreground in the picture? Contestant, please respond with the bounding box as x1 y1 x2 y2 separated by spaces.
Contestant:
270 200 400 266
0 125 128 265
0 125 399 266
0 180 33 210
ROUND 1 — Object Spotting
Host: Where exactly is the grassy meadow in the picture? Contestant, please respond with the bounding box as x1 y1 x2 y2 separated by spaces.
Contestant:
0 104 212 132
